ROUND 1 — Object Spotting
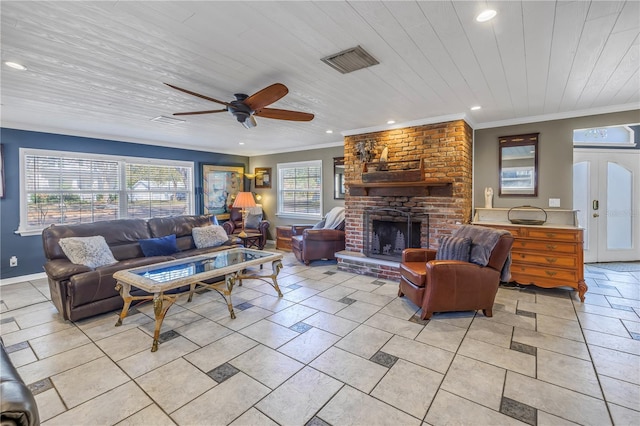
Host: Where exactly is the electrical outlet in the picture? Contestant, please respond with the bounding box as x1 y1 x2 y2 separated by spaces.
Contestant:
9 256 18 267
549 198 561 208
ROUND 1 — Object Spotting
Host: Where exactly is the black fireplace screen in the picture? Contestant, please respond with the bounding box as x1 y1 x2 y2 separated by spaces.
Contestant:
363 208 427 260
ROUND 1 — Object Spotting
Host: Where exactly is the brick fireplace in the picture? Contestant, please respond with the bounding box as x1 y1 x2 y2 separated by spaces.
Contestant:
336 119 473 280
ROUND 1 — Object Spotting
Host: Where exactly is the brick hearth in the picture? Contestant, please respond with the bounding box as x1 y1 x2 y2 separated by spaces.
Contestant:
337 119 473 279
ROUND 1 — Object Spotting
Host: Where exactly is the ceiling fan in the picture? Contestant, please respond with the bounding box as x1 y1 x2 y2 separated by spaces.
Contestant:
164 82 314 129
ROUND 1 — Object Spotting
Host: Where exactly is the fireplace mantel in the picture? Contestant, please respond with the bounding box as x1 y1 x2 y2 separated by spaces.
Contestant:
348 180 453 197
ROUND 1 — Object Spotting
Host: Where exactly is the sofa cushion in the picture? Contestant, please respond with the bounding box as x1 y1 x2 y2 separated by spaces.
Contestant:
435 236 472 262
192 225 229 249
58 236 118 269
400 262 427 287
139 234 179 257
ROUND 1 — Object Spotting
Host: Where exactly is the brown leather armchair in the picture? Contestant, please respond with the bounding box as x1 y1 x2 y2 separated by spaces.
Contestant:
222 207 270 249
291 207 346 265
398 227 513 320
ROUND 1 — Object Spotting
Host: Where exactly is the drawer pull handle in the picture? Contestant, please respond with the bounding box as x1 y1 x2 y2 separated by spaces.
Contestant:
546 257 557 264
546 233 556 238
520 254 526 259
545 271 557 277
546 244 557 250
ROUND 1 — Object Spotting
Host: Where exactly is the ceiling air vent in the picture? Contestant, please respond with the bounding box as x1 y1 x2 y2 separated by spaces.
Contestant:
321 45 379 74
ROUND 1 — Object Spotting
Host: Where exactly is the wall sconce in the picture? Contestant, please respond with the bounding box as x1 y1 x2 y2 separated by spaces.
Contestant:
253 192 262 202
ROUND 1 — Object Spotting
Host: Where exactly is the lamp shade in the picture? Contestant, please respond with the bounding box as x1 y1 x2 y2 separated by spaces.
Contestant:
232 192 256 209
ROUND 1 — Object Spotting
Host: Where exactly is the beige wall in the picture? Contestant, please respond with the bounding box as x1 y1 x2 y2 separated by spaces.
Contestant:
249 145 345 235
473 110 639 210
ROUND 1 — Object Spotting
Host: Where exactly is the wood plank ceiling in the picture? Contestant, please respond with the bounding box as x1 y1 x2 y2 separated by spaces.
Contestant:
1 1 638 155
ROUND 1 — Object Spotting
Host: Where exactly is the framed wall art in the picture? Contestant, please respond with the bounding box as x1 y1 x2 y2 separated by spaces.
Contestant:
202 164 244 216
254 167 272 189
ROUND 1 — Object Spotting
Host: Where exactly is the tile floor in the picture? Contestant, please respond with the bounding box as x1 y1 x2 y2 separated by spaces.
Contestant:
1 250 639 425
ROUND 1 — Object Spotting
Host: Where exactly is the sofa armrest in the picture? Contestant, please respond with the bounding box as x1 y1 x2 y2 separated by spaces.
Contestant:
222 221 236 235
1 341 39 426
43 259 92 281
301 229 344 241
401 248 436 263
257 220 270 233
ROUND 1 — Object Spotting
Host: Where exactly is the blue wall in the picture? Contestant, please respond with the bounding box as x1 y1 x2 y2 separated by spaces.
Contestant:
0 128 248 279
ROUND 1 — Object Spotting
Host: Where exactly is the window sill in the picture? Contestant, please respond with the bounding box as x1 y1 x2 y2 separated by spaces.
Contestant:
276 213 322 221
15 228 44 237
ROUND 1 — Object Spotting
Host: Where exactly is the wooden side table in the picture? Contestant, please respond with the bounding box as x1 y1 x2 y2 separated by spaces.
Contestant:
276 226 292 251
237 233 262 250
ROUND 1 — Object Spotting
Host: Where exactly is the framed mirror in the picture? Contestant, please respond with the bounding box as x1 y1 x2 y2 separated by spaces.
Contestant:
334 157 345 199
499 133 539 197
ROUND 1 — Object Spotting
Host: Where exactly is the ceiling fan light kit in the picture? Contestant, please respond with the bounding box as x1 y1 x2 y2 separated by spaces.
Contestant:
165 82 313 129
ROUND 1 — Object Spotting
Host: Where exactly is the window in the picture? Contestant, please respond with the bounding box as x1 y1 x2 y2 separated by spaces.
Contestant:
18 149 194 235
277 160 322 219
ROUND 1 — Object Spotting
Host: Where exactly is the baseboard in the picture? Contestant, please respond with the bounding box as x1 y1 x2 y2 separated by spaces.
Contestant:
0 272 47 286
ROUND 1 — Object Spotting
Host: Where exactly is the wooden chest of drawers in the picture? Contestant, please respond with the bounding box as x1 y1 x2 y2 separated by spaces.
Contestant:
479 224 587 301
276 226 293 251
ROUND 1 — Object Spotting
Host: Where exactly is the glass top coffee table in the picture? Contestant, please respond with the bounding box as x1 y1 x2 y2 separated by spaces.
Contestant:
113 248 284 351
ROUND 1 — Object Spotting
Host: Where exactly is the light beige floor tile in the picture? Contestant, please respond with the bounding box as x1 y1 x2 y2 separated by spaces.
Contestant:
573 302 640 321
589 345 640 385
467 317 514 348
247 294 295 312
517 300 576 321
229 408 278 426
43 381 152 426
372 359 443 419
335 324 393 359
300 294 349 314
8 347 37 368
136 358 215 413
378 298 420 320
483 309 536 331
34 388 66 422
382 335 454 374
504 371 611 425
496 287 537 303
256 366 343 425
364 312 425 339
1 285 48 311
297 278 337 291
415 320 466 352
12 305 62 329
172 317 233 346
608 403 640 426
29 326 92 359
281 286 320 303
310 347 387 393
577 311 631 337
599 375 640 411
230 344 304 389
432 311 475 328
266 304 318 327
335 300 381 322
81 312 153 341
238 318 299 348
188 299 238 322
1 320 73 347
317 284 357 301
583 329 640 356
371 283 402 298
425 390 525 425
537 314 584 342
458 338 535 377
318 385 421 426
51 356 130 408
623 318 640 334
116 404 176 426
536 411 581 425
18 343 103 385
215 306 274 331
347 290 394 307
513 327 591 360
171 373 270 426
0 320 20 334
537 349 602 398
440 355 506 410
95 327 154 361
605 295 640 309
139 309 204 335
0 301 53 320
277 327 341 364
118 336 199 378
304 311 359 336
184 332 258 373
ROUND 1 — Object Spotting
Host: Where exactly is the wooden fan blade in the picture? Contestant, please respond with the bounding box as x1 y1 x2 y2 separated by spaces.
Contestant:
164 83 230 106
255 108 314 121
244 83 288 111
173 109 227 116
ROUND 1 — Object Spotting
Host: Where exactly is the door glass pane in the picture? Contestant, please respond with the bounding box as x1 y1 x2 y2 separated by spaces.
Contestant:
607 162 632 249
573 161 590 249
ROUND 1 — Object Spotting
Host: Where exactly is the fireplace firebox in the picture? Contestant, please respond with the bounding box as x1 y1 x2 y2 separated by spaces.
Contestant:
364 208 428 260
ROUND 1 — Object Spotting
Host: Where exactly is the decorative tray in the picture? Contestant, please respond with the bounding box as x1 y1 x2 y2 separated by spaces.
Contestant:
508 205 547 225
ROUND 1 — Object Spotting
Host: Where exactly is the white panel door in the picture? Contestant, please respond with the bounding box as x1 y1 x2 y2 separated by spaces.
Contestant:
574 149 640 262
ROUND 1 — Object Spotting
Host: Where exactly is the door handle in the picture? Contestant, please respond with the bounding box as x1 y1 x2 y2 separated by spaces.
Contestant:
593 200 599 210
593 213 600 218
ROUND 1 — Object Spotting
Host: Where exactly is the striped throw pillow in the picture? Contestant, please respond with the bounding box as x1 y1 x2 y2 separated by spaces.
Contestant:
435 236 472 262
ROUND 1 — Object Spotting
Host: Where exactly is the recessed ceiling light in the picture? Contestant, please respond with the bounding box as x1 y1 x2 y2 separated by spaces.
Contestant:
326 130 333 134
470 105 482 111
5 61 27 71
476 10 497 22
387 120 396 125
239 142 245 145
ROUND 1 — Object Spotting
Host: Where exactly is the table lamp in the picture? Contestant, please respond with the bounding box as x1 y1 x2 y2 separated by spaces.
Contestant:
232 192 256 238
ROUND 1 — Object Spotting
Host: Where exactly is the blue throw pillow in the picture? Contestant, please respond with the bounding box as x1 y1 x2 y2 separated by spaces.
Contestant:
139 234 179 257
435 236 472 262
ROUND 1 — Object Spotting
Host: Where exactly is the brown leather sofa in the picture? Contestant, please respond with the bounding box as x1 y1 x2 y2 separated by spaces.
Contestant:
1 338 39 426
398 227 513 320
42 215 239 322
222 207 270 249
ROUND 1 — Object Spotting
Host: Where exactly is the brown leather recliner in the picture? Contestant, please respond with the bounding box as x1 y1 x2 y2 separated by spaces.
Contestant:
222 207 270 249
291 207 346 265
398 226 513 320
